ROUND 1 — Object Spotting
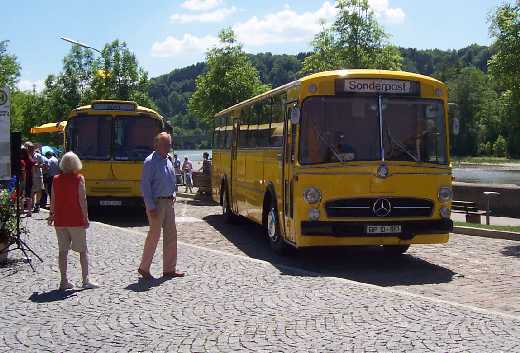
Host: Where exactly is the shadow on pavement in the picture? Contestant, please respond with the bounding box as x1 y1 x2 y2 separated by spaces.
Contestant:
185 198 218 207
501 245 520 258
124 277 168 292
203 214 456 287
89 207 148 227
29 289 81 302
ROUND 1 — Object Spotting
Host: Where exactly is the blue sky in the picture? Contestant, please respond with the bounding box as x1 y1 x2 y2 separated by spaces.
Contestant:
4 0 508 91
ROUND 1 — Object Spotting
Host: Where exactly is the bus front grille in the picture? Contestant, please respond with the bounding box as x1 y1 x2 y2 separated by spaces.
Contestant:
90 187 132 194
325 197 434 218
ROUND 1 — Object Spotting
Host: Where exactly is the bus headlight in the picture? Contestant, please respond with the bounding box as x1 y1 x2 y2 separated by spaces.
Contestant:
303 187 322 204
438 187 452 203
308 208 320 221
440 207 451 218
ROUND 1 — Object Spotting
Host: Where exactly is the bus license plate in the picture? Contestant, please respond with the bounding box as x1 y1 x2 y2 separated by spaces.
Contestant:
366 225 402 234
100 200 122 206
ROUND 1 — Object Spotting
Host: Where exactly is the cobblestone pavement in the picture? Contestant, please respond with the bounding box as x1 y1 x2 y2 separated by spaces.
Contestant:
112 197 520 317
0 198 518 352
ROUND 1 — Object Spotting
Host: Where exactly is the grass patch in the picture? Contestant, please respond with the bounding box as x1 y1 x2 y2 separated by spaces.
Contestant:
454 221 520 233
452 156 520 165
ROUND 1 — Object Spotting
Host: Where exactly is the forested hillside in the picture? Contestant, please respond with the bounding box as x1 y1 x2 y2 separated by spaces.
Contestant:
148 44 493 150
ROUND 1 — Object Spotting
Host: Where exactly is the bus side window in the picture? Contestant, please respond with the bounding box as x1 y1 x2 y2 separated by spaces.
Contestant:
254 101 270 148
249 103 260 148
225 115 233 149
213 116 222 149
270 94 284 147
239 107 250 148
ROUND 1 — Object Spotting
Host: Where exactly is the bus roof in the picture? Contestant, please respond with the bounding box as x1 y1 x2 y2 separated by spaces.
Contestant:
69 100 164 119
214 69 446 118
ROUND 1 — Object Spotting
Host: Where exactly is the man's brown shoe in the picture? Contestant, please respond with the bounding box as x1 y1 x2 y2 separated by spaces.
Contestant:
163 271 185 278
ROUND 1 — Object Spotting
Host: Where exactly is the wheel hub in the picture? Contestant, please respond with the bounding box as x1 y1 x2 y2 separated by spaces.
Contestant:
267 208 278 241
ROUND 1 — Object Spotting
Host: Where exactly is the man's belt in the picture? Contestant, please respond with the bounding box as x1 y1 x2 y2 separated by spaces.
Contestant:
157 195 175 200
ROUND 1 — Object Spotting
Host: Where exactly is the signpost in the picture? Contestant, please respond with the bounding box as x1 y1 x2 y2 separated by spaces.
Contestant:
0 87 11 181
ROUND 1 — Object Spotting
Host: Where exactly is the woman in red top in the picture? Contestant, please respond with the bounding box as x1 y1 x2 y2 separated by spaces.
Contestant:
48 152 98 290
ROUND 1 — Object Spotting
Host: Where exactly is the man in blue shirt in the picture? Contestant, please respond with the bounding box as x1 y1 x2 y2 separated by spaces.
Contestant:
138 132 184 279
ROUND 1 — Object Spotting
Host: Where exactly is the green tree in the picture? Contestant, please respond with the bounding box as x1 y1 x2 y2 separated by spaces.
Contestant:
189 28 270 122
0 40 21 89
448 67 500 156
488 3 520 95
301 0 402 75
91 40 155 108
488 3 520 157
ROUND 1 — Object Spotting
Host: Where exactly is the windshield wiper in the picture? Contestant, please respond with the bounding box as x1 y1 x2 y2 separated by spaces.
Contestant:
384 123 419 162
309 118 346 163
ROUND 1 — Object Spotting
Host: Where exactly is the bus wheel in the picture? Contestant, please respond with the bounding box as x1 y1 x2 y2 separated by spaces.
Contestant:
266 202 288 255
382 245 410 255
221 186 236 224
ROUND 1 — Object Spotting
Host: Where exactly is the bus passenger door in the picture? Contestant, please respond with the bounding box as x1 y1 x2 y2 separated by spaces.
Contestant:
229 118 239 214
282 104 296 243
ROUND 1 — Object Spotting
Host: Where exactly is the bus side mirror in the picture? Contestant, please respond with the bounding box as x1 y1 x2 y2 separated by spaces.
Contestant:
452 117 460 136
290 106 300 125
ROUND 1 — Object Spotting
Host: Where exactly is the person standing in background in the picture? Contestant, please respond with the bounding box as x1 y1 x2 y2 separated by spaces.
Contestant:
182 156 193 193
28 144 45 213
199 152 211 176
39 151 50 208
173 153 182 184
44 151 60 202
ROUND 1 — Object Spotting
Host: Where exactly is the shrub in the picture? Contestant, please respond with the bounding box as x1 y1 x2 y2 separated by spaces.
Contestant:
493 135 507 157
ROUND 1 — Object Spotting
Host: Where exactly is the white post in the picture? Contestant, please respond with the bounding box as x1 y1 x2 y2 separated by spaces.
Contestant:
0 86 10 181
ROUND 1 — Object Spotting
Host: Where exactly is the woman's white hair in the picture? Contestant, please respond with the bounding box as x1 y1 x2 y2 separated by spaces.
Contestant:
59 151 83 173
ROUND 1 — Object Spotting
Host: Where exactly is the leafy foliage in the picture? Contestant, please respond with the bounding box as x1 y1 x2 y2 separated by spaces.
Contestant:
301 0 402 75
189 28 270 123
488 2 520 157
0 40 21 90
10 40 155 142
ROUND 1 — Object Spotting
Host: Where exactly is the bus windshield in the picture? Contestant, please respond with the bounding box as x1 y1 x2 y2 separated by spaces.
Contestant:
69 115 112 160
114 117 162 161
300 96 447 165
382 98 447 164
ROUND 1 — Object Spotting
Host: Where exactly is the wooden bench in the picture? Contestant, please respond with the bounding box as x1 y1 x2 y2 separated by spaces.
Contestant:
451 200 487 224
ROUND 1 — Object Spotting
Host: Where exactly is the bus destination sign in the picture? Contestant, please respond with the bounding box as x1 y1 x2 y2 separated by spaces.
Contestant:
92 102 136 112
336 78 420 96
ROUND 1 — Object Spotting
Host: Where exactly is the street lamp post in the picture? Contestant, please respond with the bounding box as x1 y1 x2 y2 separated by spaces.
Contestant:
60 36 108 97
60 36 102 54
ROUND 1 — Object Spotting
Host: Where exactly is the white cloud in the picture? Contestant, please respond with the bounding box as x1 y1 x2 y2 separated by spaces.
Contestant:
233 1 405 47
368 0 405 24
170 6 237 23
180 0 222 11
17 79 44 92
151 34 219 57
233 2 338 46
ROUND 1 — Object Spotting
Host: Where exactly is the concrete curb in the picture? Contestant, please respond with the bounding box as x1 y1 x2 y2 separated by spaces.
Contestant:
453 226 520 241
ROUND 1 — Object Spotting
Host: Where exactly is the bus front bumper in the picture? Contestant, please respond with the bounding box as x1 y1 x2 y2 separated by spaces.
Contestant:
87 196 144 208
298 219 452 247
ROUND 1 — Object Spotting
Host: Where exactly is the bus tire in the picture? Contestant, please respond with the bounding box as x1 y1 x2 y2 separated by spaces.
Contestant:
265 197 289 255
382 245 410 255
221 185 237 224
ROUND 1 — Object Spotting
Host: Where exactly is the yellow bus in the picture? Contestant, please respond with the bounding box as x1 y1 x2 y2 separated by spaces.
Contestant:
212 70 453 255
64 100 170 207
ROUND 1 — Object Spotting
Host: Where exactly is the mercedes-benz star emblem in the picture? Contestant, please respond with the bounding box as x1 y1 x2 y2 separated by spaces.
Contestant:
376 164 389 178
373 198 392 217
